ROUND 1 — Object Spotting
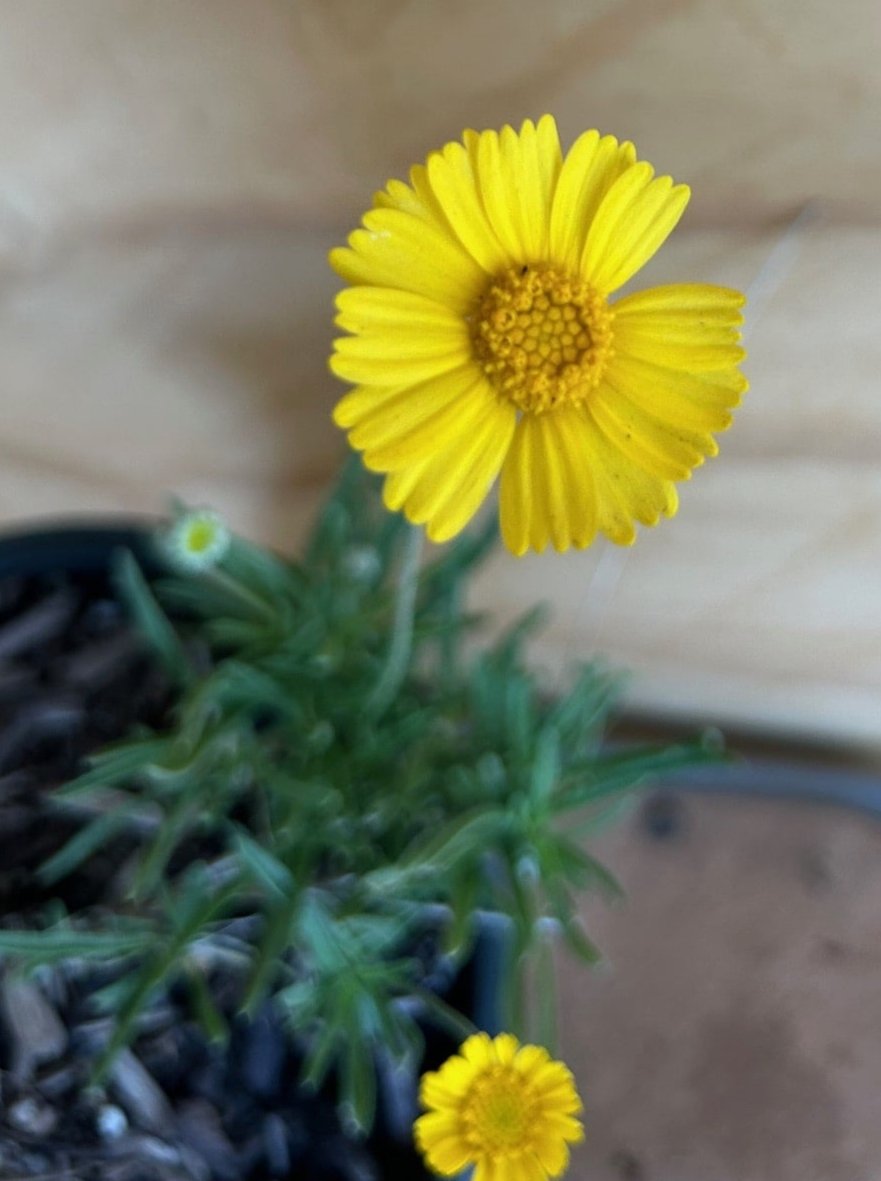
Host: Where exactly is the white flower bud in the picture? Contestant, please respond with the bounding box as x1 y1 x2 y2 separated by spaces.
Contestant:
164 508 231 572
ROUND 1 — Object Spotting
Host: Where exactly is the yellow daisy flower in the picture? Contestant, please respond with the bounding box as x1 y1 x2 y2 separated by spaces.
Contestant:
329 115 747 556
414 1032 583 1181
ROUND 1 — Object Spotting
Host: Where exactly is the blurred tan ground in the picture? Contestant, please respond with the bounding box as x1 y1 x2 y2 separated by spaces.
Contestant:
565 789 881 1181
0 8 879 1176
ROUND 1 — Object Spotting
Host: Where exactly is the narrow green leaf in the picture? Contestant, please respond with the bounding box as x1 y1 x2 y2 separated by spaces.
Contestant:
546 664 622 744
492 604 548 667
506 676 534 762
114 549 188 681
186 965 229 1044
412 988 477 1044
538 834 623 898
302 1026 342 1092
232 828 294 900
0 928 153 961
38 811 129 885
399 807 508 872
530 726 560 807
556 742 727 814
305 454 363 565
341 1036 377 1135
421 511 499 593
243 895 300 1015
130 793 199 900
94 879 237 1079
445 872 478 957
223 537 294 603
297 894 347 975
560 916 603 966
534 927 558 1054
56 737 171 798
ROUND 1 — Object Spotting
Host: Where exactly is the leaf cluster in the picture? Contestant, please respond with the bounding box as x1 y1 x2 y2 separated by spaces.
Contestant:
0 461 720 1131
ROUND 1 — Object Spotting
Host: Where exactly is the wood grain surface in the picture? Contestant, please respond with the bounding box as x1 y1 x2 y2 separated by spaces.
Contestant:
0 2 877 751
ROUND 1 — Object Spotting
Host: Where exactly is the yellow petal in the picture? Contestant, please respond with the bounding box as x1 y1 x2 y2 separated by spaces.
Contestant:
334 286 466 337
334 364 472 437
383 462 429 512
493 1033 520 1064
534 1136 571 1178
330 339 468 386
331 292 470 383
414 1113 472 1176
540 1112 585 1140
409 161 454 228
514 1044 550 1072
514 115 563 260
613 283 746 372
334 381 409 430
401 391 515 543
590 381 710 481
424 1136 473 1177
460 1032 495 1068
583 162 690 294
473 116 562 263
352 369 500 470
372 165 454 239
419 1060 467 1109
329 206 485 312
507 1154 548 1181
583 412 679 536
362 373 512 545
605 352 747 432
499 408 599 556
414 1111 459 1140
614 282 745 319
530 1061 582 1112
372 176 430 220
473 1158 501 1181
426 140 509 273
474 128 522 260
549 130 636 272
421 1067 472 1109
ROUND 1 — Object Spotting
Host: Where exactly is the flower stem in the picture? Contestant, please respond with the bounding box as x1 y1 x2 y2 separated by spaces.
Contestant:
206 568 276 625
367 525 423 719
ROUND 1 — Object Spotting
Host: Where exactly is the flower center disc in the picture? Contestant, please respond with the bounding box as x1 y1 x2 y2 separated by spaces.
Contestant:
461 1065 536 1155
471 264 613 414
185 521 218 553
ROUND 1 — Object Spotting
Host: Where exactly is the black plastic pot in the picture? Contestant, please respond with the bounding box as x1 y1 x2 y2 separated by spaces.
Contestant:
0 518 160 579
0 519 508 1181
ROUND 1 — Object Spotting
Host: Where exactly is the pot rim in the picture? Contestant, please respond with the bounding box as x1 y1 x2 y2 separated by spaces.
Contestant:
0 516 160 579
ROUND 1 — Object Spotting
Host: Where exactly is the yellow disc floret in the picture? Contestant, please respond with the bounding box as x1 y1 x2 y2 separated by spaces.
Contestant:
460 1063 537 1154
471 264 614 414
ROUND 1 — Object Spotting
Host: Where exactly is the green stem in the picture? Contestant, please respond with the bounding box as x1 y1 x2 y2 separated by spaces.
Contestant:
206 568 276 625
440 580 463 690
366 526 423 719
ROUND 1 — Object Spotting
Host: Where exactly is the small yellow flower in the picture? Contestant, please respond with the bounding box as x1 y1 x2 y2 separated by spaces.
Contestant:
329 115 747 555
165 509 231 572
415 1033 583 1181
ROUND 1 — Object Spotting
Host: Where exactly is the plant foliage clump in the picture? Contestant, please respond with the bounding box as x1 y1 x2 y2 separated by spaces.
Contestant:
0 464 717 1131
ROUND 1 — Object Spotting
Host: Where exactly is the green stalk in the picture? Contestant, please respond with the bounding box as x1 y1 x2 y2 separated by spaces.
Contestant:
366 525 423 719
205 568 277 625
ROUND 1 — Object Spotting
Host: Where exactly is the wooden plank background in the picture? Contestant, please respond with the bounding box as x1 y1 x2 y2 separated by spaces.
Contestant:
0 1 878 751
